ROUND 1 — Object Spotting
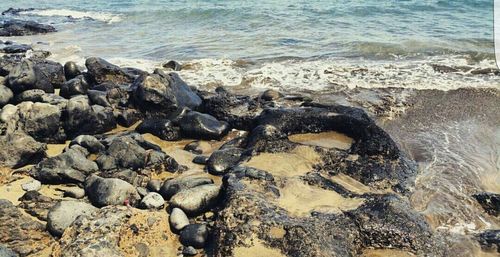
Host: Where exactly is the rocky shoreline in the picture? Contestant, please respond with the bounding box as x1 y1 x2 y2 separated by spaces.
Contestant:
0 19 499 257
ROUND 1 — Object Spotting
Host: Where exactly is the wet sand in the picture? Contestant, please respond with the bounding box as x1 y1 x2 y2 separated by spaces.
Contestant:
361 249 416 257
288 131 353 150
233 237 285 257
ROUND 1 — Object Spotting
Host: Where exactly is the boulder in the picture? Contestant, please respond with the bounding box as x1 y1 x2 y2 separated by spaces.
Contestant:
84 175 140 207
18 191 57 221
6 59 54 93
159 176 213 200
0 131 46 168
135 118 181 141
63 95 116 137
115 108 142 127
34 59 65 88
60 75 89 98
179 111 230 140
0 20 56 36
0 44 31 54
85 57 135 85
184 141 212 154
473 192 500 216
0 85 13 107
169 207 190 232
21 180 41 191
87 89 110 107
47 201 98 237
169 184 221 215
476 230 500 253
70 135 105 153
97 136 147 170
63 61 81 81
14 101 62 142
179 224 209 248
206 148 243 175
139 192 165 209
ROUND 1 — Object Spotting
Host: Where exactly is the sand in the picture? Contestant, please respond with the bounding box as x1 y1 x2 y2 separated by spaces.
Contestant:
288 131 353 150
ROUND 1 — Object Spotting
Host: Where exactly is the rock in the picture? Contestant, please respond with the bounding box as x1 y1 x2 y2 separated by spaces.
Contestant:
136 187 148 197
12 101 62 142
133 69 201 114
182 246 197 256
135 118 181 141
52 206 180 257
63 61 81 80
0 245 18 257
85 57 135 85
473 192 500 216
18 191 57 221
6 59 54 93
0 44 31 53
179 224 209 248
192 155 209 165
0 131 46 168
34 59 65 88
159 176 214 200
87 89 110 107
0 199 54 256
179 111 230 140
97 136 147 170
60 75 89 98
13 89 67 107
169 184 221 215
162 60 182 71
47 201 98 237
0 85 13 107
85 175 141 207
21 180 41 191
206 148 243 175
260 89 281 101
34 148 98 184
0 55 22 76
63 95 116 137
169 207 190 232
115 108 142 127
0 19 56 36
62 187 85 199
476 230 500 253
184 141 212 154
146 179 162 192
70 135 105 153
140 192 165 209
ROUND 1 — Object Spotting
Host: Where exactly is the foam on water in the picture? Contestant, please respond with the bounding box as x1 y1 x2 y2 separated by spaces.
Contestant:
19 9 122 23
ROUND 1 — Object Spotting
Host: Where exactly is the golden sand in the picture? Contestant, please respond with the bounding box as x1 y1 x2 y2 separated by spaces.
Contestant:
330 174 373 195
274 178 364 217
242 145 321 177
46 141 70 157
288 131 353 150
233 237 285 257
361 249 416 257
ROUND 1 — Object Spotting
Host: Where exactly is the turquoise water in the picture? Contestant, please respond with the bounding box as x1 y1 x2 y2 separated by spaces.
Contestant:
0 0 494 61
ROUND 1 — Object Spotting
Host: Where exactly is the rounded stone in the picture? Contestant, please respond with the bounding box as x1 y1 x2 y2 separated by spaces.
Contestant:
140 192 165 209
179 224 208 248
21 180 41 192
169 207 189 232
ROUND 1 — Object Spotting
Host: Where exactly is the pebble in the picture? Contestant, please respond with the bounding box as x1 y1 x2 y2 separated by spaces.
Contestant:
179 224 208 248
192 155 209 165
182 246 198 256
62 187 85 199
169 184 221 215
21 180 41 192
146 179 162 192
169 207 190 232
140 192 165 209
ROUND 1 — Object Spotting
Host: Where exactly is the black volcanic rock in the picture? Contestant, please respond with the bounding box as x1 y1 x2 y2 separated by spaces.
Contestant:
135 118 181 141
179 111 229 140
0 19 56 36
473 192 500 216
85 57 135 85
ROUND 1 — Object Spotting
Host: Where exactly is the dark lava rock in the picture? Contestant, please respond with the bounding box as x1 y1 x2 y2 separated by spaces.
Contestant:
0 85 13 107
0 54 22 76
146 179 162 192
13 89 67 107
84 175 140 207
159 176 213 200
62 95 116 137
132 69 201 115
9 101 62 142
96 135 147 170
169 207 190 232
162 60 182 71
115 108 142 127
135 118 181 141
473 192 500 216
60 75 89 98
0 19 56 36
87 89 110 107
193 155 209 165
63 61 81 80
179 111 230 140
260 89 282 101
476 230 500 253
47 200 98 237
206 148 243 175
184 141 211 154
0 44 31 53
33 148 98 184
70 135 105 153
0 199 54 256
0 131 46 168
182 246 197 256
18 191 57 221
34 59 65 88
85 57 135 85
200 87 262 130
180 224 209 249
6 59 54 93
169 184 221 215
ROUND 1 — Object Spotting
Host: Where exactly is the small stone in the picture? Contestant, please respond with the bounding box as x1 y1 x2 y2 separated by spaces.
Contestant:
162 60 182 71
169 184 220 215
63 61 81 81
203 211 214 220
146 179 162 192
140 192 164 209
260 89 281 101
206 148 243 175
21 180 41 192
179 224 208 248
159 176 213 200
184 141 211 154
192 155 208 165
169 207 189 232
62 187 85 199
182 246 197 256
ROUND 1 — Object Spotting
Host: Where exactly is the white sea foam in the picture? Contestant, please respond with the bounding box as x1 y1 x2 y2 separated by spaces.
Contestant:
20 9 122 23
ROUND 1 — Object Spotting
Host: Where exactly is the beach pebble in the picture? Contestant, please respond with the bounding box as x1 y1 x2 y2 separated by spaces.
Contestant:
179 111 229 140
192 155 209 165
62 187 85 199
184 141 211 154
47 200 97 236
21 180 41 192
0 85 13 107
140 192 164 209
182 246 197 256
146 179 162 192
159 176 213 200
179 224 209 248
63 61 81 81
206 148 243 175
169 207 190 232
84 175 140 207
70 135 105 153
260 89 281 101
169 184 220 215
135 118 181 141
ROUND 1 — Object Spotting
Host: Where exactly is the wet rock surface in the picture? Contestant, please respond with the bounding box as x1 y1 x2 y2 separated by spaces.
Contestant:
0 20 56 36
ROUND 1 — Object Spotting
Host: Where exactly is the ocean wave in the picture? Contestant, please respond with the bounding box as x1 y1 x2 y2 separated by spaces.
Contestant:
19 9 122 23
